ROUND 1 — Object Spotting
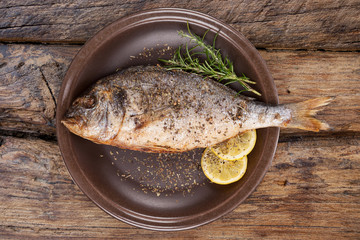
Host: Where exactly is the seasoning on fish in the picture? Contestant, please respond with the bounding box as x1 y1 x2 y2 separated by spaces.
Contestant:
62 65 332 153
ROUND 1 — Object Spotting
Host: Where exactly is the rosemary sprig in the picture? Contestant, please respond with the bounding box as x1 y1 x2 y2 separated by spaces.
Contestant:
159 24 261 96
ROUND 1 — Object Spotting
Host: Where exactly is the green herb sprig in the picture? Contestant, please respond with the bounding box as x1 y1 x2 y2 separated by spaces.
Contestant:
159 24 260 96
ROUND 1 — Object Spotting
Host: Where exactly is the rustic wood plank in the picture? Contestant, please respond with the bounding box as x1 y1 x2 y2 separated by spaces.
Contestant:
1 0 359 50
0 44 78 136
1 44 359 136
0 134 359 238
1 1 358 239
260 50 360 134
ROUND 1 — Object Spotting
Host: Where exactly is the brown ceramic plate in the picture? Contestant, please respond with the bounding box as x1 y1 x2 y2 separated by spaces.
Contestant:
56 8 279 231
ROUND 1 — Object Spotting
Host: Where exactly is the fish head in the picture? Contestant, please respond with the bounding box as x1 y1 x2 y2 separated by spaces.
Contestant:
62 83 127 143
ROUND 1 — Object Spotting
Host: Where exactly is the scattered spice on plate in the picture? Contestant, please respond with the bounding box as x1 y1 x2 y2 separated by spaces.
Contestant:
129 44 174 61
103 148 207 197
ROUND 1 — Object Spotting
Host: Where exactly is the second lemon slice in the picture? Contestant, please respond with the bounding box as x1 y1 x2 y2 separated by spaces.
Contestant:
210 129 256 161
201 147 247 185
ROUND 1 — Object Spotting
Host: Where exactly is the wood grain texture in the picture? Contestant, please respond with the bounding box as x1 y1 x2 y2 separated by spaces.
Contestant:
0 44 78 136
0 44 359 136
260 49 360 134
1 2 359 236
0 135 359 239
1 0 359 50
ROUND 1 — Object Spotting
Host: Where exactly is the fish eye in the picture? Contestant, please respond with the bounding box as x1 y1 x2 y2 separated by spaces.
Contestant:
83 95 97 109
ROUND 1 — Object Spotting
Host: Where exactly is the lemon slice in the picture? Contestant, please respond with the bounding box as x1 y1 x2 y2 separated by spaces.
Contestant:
211 129 256 161
201 147 247 185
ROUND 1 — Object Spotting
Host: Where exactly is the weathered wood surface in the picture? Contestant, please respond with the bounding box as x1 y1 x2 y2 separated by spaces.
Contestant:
0 45 77 136
1 0 359 50
1 44 359 136
1 1 360 238
0 135 359 239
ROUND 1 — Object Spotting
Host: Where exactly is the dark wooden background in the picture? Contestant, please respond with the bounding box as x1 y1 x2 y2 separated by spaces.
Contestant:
0 0 359 239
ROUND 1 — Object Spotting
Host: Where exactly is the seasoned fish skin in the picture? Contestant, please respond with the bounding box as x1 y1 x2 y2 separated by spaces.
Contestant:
62 65 331 152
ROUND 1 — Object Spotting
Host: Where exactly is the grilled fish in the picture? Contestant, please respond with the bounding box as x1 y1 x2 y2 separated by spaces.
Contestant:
62 65 332 152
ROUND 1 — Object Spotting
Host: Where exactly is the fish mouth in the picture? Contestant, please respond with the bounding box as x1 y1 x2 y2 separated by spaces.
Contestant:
61 116 83 134
61 117 76 127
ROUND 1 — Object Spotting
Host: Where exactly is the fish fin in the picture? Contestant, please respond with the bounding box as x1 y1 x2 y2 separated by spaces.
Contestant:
287 97 334 132
131 106 173 130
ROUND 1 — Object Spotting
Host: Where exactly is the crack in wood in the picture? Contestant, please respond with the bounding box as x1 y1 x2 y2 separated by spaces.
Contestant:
0 24 56 30
0 129 57 143
0 40 84 45
279 131 360 143
39 67 57 109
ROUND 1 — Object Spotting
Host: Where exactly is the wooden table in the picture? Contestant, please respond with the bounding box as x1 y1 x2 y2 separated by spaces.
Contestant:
1 1 359 239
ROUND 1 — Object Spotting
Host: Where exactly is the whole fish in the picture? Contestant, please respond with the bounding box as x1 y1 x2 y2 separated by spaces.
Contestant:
62 65 332 152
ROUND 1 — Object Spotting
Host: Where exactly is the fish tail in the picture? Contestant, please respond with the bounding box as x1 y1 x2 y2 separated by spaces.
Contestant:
287 97 334 132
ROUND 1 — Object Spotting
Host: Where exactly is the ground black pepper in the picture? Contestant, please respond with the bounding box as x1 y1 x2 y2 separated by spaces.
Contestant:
102 147 208 197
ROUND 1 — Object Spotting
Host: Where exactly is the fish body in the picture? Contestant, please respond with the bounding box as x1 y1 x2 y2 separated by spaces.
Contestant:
62 65 331 152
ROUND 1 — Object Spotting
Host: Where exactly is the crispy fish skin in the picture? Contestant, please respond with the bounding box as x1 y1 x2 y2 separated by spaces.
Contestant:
62 65 332 152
